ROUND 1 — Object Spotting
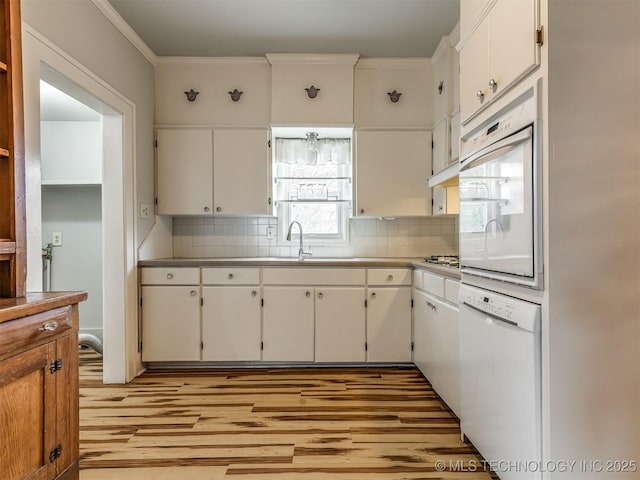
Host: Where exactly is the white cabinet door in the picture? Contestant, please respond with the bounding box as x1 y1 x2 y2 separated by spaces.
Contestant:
141 286 201 362
459 19 490 124
201 286 262 361
355 130 431 217
432 118 448 175
432 47 452 124
315 287 366 362
156 129 213 216
418 291 461 416
213 128 270 215
263 287 315 361
366 287 412 362
488 0 538 100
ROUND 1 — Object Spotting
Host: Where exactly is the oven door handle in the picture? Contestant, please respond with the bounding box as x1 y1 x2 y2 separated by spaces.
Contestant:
461 126 533 172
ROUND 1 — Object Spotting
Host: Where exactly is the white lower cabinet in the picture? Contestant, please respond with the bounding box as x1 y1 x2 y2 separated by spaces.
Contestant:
315 287 366 362
262 287 315 361
366 287 412 362
201 286 262 361
141 285 201 362
412 270 461 416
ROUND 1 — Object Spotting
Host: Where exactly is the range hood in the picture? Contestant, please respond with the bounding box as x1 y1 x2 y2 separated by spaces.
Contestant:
428 161 459 188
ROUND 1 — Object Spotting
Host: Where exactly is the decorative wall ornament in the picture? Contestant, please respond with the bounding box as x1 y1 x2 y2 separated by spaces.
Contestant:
184 89 199 102
387 90 402 103
228 89 243 102
305 85 320 99
438 80 444 95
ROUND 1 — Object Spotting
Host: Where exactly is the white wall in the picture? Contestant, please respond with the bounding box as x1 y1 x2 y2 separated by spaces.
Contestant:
22 0 155 250
41 120 102 184
546 1 640 477
42 186 103 338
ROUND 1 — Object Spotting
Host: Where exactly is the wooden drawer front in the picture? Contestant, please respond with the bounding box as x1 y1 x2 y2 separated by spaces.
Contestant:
422 271 445 298
141 268 200 285
202 268 260 285
0 306 74 358
367 268 411 286
263 268 365 286
444 278 460 306
412 270 423 290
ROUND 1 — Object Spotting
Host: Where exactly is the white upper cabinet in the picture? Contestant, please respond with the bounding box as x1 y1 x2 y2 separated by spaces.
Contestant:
154 59 271 126
266 54 359 125
213 128 271 215
432 40 454 124
459 0 539 124
355 130 432 217
156 128 213 216
354 59 432 127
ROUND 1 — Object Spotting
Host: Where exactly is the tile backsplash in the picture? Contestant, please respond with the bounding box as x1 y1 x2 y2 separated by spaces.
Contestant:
173 216 458 258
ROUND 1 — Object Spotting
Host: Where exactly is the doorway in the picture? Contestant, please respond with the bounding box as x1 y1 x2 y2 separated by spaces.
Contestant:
40 79 104 353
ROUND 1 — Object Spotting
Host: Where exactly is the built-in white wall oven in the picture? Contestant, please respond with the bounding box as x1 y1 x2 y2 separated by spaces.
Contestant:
459 87 542 290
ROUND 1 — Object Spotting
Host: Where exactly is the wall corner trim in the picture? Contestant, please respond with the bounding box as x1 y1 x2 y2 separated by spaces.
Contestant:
90 0 158 66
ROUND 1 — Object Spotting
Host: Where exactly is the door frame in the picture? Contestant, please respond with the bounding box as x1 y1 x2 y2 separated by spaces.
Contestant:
22 24 139 383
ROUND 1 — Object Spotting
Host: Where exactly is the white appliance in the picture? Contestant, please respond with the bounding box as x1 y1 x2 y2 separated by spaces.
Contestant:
459 87 542 289
459 283 542 480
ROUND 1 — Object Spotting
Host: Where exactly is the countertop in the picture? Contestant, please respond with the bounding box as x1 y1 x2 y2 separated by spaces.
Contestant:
0 291 88 324
139 257 461 279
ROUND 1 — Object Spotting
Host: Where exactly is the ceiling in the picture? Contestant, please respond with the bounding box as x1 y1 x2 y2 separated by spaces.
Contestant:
107 0 460 58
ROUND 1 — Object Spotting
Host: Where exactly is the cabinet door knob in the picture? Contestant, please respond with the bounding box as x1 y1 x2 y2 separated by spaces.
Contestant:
305 291 311 297
439 206 444 211
387 274 394 282
190 290 197 297
359 208 365 214
227 273 234 280
371 292 377 299
40 321 59 332
488 78 498 92
216 206 222 212
204 206 210 212
251 290 257 297
166 273 174 280
476 90 485 101
317 292 324 299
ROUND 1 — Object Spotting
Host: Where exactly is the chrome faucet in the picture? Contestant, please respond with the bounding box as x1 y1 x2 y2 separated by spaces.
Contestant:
286 221 312 260
481 218 504 255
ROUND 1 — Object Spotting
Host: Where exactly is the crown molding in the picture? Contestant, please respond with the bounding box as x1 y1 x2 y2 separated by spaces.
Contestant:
266 53 360 66
355 58 430 69
155 56 270 67
91 0 158 65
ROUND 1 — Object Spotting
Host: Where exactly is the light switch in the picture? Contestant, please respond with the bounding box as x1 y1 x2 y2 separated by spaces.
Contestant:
52 232 63 246
266 227 275 240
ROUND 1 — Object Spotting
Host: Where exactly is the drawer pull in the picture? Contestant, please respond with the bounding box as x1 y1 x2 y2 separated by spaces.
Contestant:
227 273 234 280
387 274 394 282
371 292 377 299
190 290 197 297
305 291 311 298
40 321 59 332
166 273 174 280
317 292 324 299
251 290 257 297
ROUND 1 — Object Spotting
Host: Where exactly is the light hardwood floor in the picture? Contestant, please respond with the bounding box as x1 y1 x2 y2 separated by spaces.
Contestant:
79 350 496 479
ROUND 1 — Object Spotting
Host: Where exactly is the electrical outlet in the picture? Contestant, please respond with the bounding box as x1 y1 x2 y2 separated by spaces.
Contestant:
52 232 63 247
266 226 275 240
140 203 150 219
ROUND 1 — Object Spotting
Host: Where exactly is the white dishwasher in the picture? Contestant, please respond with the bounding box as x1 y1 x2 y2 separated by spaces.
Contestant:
459 284 542 480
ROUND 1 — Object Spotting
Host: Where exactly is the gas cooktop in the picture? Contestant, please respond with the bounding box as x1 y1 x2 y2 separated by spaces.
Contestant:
424 255 460 267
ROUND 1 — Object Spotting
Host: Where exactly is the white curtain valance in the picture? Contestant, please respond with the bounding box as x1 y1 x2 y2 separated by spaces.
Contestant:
275 138 351 165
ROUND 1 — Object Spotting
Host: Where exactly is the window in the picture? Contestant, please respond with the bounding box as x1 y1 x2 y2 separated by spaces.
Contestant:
273 132 352 244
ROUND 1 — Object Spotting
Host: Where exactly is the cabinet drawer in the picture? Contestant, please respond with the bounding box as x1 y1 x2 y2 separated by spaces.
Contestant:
422 271 445 298
263 268 365 286
444 278 460 306
0 306 74 358
141 267 200 285
202 267 260 285
367 268 411 286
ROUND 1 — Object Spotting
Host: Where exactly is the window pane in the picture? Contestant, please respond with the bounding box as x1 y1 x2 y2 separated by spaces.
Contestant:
290 203 340 235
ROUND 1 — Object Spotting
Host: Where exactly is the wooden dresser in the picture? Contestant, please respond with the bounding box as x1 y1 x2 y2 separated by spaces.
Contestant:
0 292 87 480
